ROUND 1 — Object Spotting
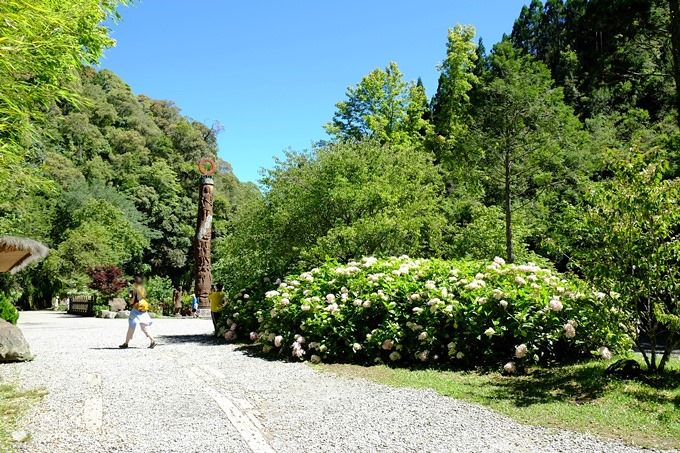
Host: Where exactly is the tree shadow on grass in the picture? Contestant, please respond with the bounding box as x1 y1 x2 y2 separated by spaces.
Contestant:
157 334 224 346
487 362 680 408
490 363 610 407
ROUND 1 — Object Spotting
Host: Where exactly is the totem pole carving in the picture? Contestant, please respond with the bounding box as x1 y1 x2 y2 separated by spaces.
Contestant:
194 158 216 309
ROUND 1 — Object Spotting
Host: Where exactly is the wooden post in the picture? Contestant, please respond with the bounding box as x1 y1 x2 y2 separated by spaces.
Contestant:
194 175 214 309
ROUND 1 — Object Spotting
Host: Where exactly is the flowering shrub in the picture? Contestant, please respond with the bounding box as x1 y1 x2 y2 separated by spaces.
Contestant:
219 256 631 369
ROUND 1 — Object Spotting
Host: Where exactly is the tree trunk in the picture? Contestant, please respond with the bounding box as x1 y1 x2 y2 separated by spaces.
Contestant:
669 0 680 127
658 333 677 373
504 148 514 263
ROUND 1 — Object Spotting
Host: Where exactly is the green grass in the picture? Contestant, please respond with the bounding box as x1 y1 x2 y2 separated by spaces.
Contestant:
320 358 680 450
0 383 46 451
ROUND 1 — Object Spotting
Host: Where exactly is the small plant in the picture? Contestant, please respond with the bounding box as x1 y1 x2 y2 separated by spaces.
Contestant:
0 293 19 325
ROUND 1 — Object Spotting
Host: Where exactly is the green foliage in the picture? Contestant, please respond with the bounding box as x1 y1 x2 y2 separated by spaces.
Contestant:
0 293 19 325
469 41 587 262
214 141 446 293
325 62 431 147
562 150 680 373
219 256 630 368
145 276 173 314
510 0 675 119
0 0 128 235
430 24 479 157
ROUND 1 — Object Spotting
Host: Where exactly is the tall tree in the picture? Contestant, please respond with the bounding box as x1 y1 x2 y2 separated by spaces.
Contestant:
472 41 585 263
325 62 428 146
668 0 680 126
430 24 479 156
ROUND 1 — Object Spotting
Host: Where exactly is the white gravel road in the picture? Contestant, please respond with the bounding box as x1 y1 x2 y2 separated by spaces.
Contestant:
0 311 670 453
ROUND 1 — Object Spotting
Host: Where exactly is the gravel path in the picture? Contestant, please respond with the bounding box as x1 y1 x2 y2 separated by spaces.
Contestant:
0 311 671 453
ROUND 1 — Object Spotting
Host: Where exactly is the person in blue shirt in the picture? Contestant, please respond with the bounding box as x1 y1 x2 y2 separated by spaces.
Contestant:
191 293 199 317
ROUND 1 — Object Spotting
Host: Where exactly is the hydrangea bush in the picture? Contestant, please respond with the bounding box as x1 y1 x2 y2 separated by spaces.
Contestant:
219 256 630 370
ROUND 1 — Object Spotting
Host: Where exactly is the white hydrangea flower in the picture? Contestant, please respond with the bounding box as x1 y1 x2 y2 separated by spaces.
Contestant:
563 323 576 338
515 276 527 285
598 346 612 360
265 290 280 299
427 297 441 306
465 279 485 290
499 300 508 308
548 298 563 312
352 343 362 352
310 354 321 364
494 256 506 265
389 351 401 361
515 344 528 359
418 331 428 341
503 361 517 374
382 339 394 350
301 304 311 312
456 351 465 359
484 327 495 337
274 335 283 347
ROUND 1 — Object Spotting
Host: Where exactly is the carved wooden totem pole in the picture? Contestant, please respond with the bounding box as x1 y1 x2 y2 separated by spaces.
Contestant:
194 158 216 309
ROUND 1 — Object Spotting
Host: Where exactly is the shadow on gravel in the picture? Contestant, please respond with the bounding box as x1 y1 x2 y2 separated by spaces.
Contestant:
234 344 294 363
157 334 223 345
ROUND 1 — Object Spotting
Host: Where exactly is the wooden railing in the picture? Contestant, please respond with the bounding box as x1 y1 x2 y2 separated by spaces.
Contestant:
67 295 96 316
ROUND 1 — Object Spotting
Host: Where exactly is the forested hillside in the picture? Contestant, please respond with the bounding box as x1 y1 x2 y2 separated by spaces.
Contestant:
2 59 249 307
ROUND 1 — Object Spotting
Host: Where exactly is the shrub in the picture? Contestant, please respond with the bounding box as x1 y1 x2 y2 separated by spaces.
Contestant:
220 256 631 369
562 152 680 373
145 276 173 315
0 293 19 325
213 140 446 294
87 265 127 299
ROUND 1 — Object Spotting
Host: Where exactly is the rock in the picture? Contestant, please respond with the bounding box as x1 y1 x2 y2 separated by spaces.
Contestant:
0 319 34 363
11 430 28 442
109 298 126 312
99 310 116 319
115 310 129 319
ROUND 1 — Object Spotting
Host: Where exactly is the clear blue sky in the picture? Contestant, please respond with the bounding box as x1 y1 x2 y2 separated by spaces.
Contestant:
101 0 528 182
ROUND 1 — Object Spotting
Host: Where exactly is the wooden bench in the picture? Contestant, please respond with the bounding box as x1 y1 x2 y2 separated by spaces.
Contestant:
67 295 96 316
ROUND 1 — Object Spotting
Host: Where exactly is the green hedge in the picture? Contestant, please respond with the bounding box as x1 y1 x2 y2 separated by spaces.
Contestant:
219 257 631 370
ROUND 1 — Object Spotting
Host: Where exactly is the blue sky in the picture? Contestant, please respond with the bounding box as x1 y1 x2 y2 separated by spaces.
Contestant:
102 0 528 182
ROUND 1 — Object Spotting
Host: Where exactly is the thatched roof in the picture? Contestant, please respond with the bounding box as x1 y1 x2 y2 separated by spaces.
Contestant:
0 236 50 274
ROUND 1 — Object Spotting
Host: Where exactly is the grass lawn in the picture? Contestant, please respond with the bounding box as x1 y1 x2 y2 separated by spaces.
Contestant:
0 383 46 451
320 357 680 450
